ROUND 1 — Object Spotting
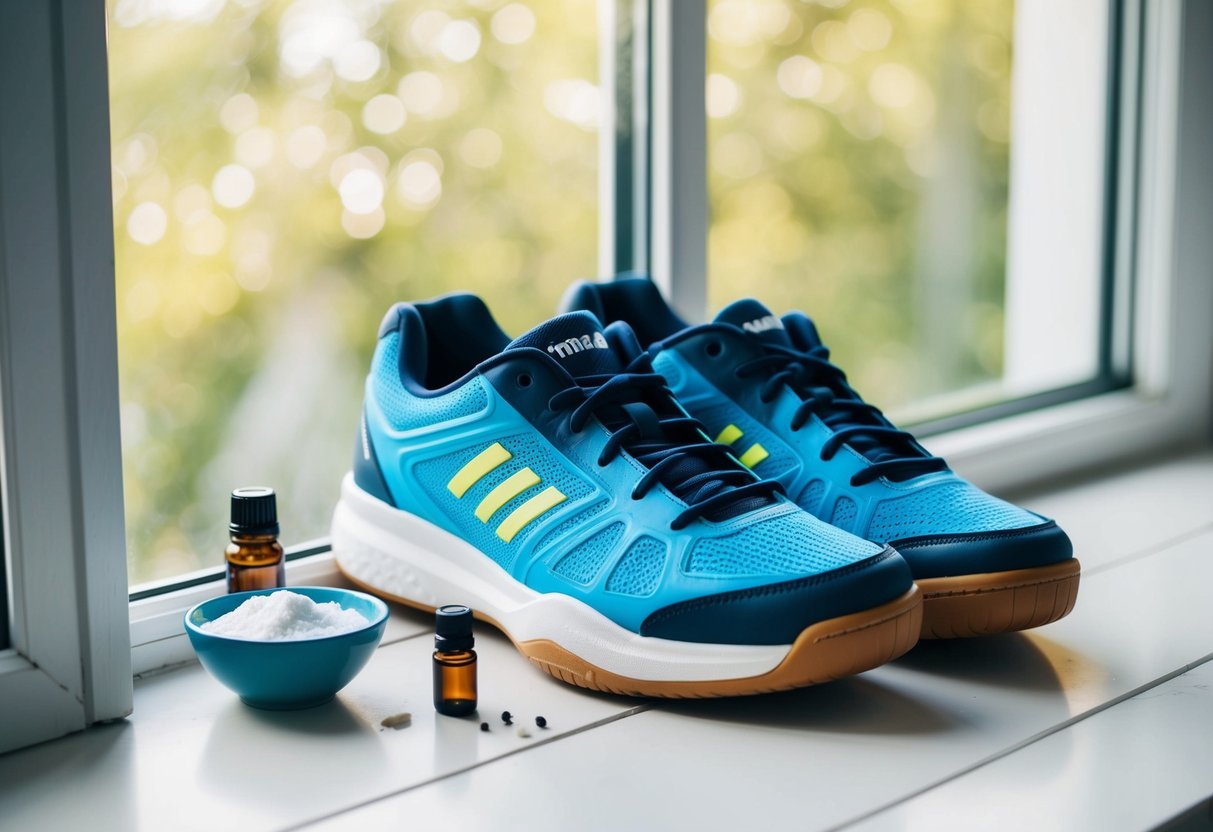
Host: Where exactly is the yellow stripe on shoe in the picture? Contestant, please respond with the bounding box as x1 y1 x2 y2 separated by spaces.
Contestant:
714 424 743 445
496 486 567 543
475 467 540 522
448 442 512 498
737 443 769 468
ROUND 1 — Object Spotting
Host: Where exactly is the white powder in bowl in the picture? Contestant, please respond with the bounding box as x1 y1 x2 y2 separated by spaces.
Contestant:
201 590 370 640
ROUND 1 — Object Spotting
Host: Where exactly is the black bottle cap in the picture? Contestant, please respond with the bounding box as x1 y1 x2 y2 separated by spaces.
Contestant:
229 487 280 536
435 604 474 651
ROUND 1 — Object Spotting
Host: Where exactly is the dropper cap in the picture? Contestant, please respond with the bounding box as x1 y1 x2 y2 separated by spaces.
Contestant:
229 487 280 536
435 604 475 651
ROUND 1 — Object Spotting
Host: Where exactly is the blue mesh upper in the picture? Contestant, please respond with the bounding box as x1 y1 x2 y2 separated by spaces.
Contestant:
373 332 489 431
798 479 826 513
553 523 625 584
534 499 609 552
830 496 857 533
865 479 1040 543
607 536 668 596
412 433 594 570
686 508 880 578
653 343 1051 549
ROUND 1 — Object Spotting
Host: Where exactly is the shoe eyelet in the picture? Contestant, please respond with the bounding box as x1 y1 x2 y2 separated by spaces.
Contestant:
704 340 723 358
516 372 533 389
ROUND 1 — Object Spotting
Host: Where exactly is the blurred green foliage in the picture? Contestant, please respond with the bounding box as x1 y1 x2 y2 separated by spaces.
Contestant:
708 0 1013 411
111 0 1013 585
110 0 597 582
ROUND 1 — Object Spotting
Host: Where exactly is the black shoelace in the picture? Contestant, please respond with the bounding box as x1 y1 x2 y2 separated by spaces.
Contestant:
735 342 947 486
548 353 781 529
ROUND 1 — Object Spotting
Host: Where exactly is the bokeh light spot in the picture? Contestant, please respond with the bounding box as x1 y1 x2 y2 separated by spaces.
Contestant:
127 201 168 245
235 127 276 168
396 157 443 209
409 9 452 51
278 1 363 78
285 125 327 169
220 93 259 133
847 8 892 52
342 206 386 239
114 0 224 27
777 55 823 100
338 168 385 214
439 20 481 63
398 71 445 118
117 133 157 175
334 40 382 82
491 4 536 45
869 63 919 109
811 20 859 63
708 0 792 47
707 73 740 119
543 79 599 130
362 94 407 134
212 164 256 209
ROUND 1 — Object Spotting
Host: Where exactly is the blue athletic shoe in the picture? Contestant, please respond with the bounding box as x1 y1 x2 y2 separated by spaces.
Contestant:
331 294 921 697
563 278 1080 639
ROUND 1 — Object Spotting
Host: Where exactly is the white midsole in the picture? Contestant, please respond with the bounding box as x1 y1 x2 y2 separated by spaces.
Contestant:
330 473 790 683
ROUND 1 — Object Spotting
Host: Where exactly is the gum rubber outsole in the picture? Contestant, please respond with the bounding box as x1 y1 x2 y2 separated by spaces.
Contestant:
520 586 922 698
338 563 922 698
916 559 1081 639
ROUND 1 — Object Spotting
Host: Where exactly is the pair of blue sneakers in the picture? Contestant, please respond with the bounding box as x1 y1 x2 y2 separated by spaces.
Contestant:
331 278 1079 698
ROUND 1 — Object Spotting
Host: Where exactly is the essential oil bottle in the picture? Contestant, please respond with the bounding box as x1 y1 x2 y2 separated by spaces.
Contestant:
433 605 477 716
225 487 285 593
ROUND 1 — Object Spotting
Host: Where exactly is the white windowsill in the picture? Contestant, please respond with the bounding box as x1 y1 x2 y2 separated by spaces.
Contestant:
12 447 1213 831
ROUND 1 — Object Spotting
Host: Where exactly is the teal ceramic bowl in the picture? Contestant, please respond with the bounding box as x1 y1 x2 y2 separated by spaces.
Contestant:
184 586 389 710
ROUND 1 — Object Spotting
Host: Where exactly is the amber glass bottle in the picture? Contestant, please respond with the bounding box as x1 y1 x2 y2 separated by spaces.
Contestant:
225 487 285 593
433 605 477 716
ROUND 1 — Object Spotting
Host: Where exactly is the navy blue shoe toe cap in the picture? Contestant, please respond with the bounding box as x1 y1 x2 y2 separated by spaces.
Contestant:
889 519 1073 580
639 547 913 646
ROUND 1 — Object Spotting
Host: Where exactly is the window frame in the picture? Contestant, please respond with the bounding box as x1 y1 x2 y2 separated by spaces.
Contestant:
925 0 1213 492
0 1 132 753
0 0 1205 702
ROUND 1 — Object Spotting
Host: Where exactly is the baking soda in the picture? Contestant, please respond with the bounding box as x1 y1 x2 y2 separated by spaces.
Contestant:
202 590 369 640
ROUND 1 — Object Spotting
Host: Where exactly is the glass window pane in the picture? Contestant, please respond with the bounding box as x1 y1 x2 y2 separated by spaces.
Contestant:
109 0 598 586
706 0 1110 423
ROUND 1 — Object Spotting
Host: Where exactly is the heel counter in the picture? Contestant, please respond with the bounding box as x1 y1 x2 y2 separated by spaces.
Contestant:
353 407 396 507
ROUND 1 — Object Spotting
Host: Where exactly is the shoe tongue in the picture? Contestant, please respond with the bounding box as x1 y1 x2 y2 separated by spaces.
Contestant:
514 312 775 520
781 312 824 350
714 299 791 347
506 312 624 377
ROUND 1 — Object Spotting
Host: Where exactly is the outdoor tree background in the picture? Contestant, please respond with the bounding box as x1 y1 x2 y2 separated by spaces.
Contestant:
109 0 1012 583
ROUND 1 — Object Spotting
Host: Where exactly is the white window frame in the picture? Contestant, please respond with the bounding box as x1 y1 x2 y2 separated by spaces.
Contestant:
925 0 1213 491
0 0 1208 746
0 1 132 753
